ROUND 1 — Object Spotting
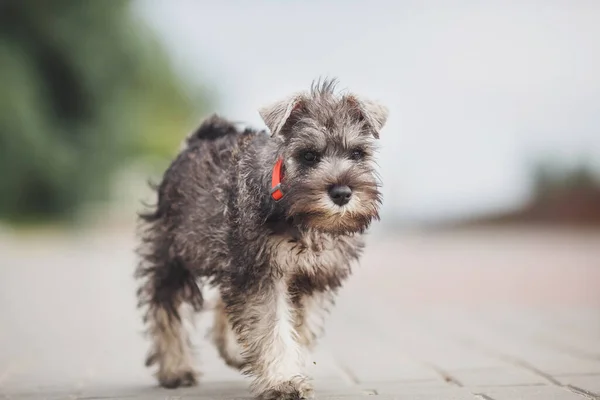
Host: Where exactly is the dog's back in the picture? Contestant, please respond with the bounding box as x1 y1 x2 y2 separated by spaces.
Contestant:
185 114 239 145
139 115 240 224
137 113 269 284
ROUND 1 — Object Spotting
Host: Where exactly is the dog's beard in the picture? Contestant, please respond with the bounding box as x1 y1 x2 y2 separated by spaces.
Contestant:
285 185 381 235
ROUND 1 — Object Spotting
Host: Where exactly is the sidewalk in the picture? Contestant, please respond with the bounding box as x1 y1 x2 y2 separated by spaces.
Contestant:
1 225 599 399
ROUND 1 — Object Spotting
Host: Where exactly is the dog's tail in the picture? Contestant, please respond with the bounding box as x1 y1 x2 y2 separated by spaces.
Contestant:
185 114 239 146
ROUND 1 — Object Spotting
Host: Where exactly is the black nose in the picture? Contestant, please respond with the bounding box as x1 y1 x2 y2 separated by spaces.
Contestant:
328 185 352 206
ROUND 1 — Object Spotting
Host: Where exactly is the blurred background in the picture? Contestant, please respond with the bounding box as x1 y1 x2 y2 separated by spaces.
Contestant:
0 0 599 393
1 0 599 229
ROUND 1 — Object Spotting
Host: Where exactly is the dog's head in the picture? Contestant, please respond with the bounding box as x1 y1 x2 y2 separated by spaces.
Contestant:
259 79 388 235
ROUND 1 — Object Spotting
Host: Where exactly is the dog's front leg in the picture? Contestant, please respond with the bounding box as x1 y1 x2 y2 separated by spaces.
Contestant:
225 279 313 400
295 291 335 350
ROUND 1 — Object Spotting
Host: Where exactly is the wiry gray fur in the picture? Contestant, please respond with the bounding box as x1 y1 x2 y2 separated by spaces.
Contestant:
135 78 388 399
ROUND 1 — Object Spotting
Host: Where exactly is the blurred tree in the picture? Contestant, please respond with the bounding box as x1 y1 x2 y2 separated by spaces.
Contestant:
532 157 599 200
0 0 212 224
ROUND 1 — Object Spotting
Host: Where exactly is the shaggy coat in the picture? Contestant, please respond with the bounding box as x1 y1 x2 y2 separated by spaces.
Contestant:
135 79 388 399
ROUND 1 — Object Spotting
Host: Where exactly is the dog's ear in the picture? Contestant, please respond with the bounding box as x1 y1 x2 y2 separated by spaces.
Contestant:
259 94 304 136
345 95 389 139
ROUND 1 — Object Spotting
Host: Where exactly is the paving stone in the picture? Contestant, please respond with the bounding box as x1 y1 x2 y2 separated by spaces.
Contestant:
450 367 547 387
2 382 252 400
311 378 366 396
351 386 478 399
555 375 600 397
321 320 442 382
359 380 454 394
326 346 441 382
2 227 600 400
417 310 600 376
473 386 591 400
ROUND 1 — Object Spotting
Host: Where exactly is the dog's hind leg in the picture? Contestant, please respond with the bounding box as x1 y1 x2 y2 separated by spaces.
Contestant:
212 294 245 370
294 291 335 351
136 256 203 389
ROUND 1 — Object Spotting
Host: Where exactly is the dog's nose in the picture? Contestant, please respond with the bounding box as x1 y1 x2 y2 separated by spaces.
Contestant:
328 185 352 206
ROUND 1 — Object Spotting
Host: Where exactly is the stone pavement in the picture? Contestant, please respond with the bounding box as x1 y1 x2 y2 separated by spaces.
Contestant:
1 225 599 399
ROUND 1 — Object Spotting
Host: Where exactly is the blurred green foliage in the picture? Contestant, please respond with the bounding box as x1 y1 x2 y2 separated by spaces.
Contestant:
0 0 212 224
532 158 600 200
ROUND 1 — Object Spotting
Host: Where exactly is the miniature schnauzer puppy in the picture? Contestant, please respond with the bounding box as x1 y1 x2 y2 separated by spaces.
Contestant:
135 79 388 399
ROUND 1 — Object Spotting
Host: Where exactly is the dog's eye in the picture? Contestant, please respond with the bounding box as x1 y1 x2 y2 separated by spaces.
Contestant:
350 149 364 160
301 151 318 164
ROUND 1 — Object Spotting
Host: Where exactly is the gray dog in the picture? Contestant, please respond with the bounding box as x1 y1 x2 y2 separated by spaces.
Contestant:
135 78 388 399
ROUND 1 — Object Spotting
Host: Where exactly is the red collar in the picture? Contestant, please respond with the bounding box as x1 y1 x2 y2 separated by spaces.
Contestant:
270 158 284 201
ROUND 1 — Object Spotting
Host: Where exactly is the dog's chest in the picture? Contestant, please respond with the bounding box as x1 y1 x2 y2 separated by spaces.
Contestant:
268 231 356 276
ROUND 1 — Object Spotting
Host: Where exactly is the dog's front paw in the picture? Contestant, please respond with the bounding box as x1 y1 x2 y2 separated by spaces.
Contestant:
258 379 314 400
157 368 198 389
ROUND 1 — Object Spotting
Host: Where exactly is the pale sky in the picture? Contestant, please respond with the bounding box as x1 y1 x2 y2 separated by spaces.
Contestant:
134 0 600 223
